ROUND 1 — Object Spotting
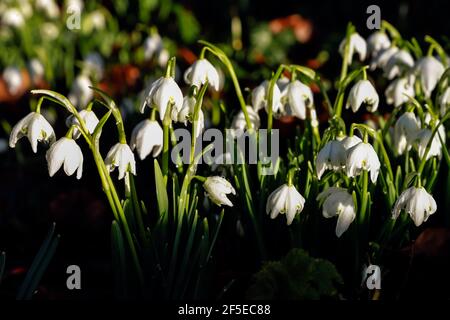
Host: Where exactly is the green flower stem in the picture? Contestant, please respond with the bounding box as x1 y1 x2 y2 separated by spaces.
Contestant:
358 170 369 226
339 23 353 83
35 97 45 113
162 103 173 181
267 65 286 132
190 82 209 163
376 132 394 182
165 57 176 78
65 125 76 139
314 76 333 116
150 108 157 121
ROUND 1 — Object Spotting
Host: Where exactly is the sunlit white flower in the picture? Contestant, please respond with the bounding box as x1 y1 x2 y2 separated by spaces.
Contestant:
203 176 236 207
3 66 23 95
266 184 305 225
383 50 414 79
83 52 104 80
370 46 398 70
141 76 183 121
9 112 55 153
66 110 99 139
392 187 437 226
346 80 379 113
277 76 290 93
252 80 282 113
36 0 60 18
87 10 105 31
280 80 314 119
439 87 450 117
184 59 220 91
385 76 415 107
367 32 391 57
231 106 260 136
46 137 83 179
316 140 346 179
28 58 45 84
317 187 356 237
68 75 93 109
339 135 362 152
414 56 445 98
130 120 163 160
65 0 83 12
105 143 136 180
346 142 380 183
144 33 163 60
157 48 170 68
2 8 24 28
393 112 420 155
339 32 367 64
414 128 444 160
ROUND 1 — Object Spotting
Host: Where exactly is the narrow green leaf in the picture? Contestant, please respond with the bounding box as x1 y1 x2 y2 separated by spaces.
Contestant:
154 159 169 217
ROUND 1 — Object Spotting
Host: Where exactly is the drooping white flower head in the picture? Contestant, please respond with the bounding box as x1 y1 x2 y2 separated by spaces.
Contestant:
68 74 93 109
231 106 260 137
105 143 136 180
439 87 450 117
316 140 346 179
346 80 379 113
385 76 415 107
1 8 24 28
176 96 204 138
141 76 183 121
414 128 444 160
46 137 83 179
414 56 445 98
392 187 437 226
130 120 163 160
203 176 236 207
36 0 60 18
2 66 23 95
339 135 362 152
367 32 391 57
66 109 100 139
393 112 420 156
144 33 163 60
276 76 290 93
370 46 399 70
9 112 55 153
83 52 104 80
28 58 45 84
383 50 414 79
184 59 220 91
339 32 367 64
280 80 314 119
317 187 356 237
252 80 282 114
346 141 381 183
266 184 305 225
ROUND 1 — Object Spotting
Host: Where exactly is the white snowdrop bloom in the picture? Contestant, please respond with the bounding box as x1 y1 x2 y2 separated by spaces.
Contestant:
339 135 363 153
36 0 60 18
83 52 104 80
46 137 83 179
383 50 414 79
141 76 183 121
414 56 445 98
316 140 346 179
68 75 93 109
28 58 45 84
370 46 399 70
392 187 437 227
266 184 305 225
2 8 24 28
339 32 367 64
130 120 163 160
346 142 381 183
203 176 236 207
175 96 204 138
317 187 356 237
157 48 170 68
184 59 220 91
2 66 23 95
393 112 420 155
88 10 106 31
105 143 136 180
9 112 55 153
385 76 415 107
144 34 163 60
414 128 444 160
252 80 282 114
346 80 379 113
367 32 391 57
280 80 314 119
439 87 450 117
66 110 99 139
277 76 290 93
231 106 260 136
65 0 83 12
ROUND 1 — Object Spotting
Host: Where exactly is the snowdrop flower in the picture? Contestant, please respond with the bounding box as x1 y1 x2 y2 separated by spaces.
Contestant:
317 187 356 237
414 128 444 160
3 67 23 95
339 135 362 152
252 80 282 113
65 0 83 12
392 187 437 226
184 59 220 91
339 32 367 64
346 80 379 113
346 142 380 183
9 112 55 153
280 80 314 119
383 50 414 79
87 10 106 31
28 59 45 84
203 176 236 207
414 57 445 98
393 112 420 155
175 96 204 138
277 76 290 93
36 0 60 18
266 184 305 225
316 140 346 179
68 75 93 109
46 137 83 179
2 8 24 28
370 46 398 70
367 32 391 57
130 120 163 160
83 52 104 80
66 110 99 139
141 76 183 121
385 76 415 107
439 87 450 117
105 143 136 180
231 106 260 133
157 49 170 68
144 33 163 60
